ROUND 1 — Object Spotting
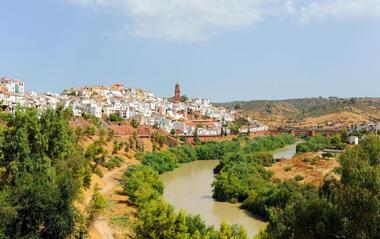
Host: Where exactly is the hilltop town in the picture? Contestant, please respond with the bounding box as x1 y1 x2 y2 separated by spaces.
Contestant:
0 77 268 137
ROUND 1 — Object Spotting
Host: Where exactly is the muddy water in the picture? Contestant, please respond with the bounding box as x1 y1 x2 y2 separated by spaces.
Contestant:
161 160 266 238
272 142 300 159
160 143 299 238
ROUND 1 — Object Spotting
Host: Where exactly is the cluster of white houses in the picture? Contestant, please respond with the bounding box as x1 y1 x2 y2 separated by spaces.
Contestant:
0 77 269 136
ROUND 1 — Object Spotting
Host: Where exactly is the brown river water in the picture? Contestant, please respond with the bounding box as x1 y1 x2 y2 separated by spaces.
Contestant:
160 143 298 238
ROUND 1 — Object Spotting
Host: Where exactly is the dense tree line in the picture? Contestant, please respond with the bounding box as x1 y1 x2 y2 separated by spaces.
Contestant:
212 152 274 203
211 133 380 239
122 164 249 239
138 134 295 175
252 134 380 239
122 134 296 238
0 107 91 238
296 134 346 153
210 134 296 203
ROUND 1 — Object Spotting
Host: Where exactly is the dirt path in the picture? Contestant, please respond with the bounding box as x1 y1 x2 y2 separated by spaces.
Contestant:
91 162 138 239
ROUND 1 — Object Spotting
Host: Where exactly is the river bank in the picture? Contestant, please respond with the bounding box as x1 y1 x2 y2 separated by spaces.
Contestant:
160 142 299 238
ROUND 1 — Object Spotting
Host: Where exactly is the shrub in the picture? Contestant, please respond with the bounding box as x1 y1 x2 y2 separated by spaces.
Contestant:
124 142 130 154
103 156 124 170
94 167 103 177
87 186 107 223
122 165 163 204
294 175 304 181
284 166 292 172
108 113 123 122
322 152 334 158
84 125 96 136
112 141 122 154
141 151 177 174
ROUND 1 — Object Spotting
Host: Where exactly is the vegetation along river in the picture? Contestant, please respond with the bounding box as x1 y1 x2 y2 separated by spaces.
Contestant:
160 142 299 238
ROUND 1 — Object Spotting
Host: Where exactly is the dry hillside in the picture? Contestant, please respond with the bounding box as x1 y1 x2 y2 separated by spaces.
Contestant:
216 97 380 129
72 118 171 239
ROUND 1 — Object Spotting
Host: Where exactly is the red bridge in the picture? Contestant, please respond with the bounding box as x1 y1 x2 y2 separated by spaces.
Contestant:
181 128 340 143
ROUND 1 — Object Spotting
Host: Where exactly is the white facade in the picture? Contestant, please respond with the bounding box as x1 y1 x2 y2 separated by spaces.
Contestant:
1 78 25 94
349 136 359 145
0 80 245 136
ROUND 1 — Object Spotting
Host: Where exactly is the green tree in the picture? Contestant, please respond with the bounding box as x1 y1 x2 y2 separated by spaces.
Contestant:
263 134 380 239
0 108 92 238
135 199 179 239
0 190 17 238
219 223 248 239
131 118 139 128
122 165 164 204
108 113 123 122
85 142 108 171
86 186 107 225
152 131 166 149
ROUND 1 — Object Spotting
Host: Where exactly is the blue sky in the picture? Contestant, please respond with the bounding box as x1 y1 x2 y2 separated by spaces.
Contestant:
1 0 380 102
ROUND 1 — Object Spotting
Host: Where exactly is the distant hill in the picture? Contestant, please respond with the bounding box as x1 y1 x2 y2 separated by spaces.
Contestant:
215 97 380 129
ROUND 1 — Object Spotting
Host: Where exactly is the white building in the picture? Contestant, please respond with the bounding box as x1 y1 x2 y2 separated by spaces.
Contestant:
85 103 102 118
349 136 359 145
1 77 25 94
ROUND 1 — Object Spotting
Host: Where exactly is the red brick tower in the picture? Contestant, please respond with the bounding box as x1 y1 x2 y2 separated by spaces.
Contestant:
174 83 181 104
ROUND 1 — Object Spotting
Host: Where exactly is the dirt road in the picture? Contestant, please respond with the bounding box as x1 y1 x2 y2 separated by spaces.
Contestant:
91 162 137 239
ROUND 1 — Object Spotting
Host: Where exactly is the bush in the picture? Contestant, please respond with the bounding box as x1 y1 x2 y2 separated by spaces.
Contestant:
103 156 124 170
87 186 107 223
322 152 334 158
122 165 163 205
244 134 296 153
284 166 292 172
242 181 317 220
152 131 166 149
124 142 130 154
140 151 177 174
296 134 347 153
84 125 97 136
294 175 304 181
112 141 123 154
108 113 123 122
169 145 197 163
212 161 272 202
131 118 139 128
94 167 103 177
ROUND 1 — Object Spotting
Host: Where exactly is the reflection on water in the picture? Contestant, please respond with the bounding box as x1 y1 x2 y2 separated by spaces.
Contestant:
272 142 300 159
161 160 267 238
160 143 299 238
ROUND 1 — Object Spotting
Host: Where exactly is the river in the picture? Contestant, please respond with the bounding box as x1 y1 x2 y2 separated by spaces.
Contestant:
160 143 299 238
272 141 299 160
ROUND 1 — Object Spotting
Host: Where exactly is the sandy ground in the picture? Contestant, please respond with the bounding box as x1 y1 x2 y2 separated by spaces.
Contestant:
82 138 154 239
88 159 139 239
268 152 340 186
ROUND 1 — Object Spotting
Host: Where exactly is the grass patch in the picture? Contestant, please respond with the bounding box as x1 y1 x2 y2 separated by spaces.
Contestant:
294 175 304 181
111 216 130 227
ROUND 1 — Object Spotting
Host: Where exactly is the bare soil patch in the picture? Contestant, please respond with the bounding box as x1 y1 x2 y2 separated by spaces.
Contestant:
268 152 340 186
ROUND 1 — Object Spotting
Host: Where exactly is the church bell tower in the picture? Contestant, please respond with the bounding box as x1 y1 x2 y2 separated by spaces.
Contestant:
174 83 181 104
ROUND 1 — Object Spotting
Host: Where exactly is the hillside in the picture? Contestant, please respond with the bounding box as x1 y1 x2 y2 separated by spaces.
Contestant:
215 97 380 129
64 115 175 239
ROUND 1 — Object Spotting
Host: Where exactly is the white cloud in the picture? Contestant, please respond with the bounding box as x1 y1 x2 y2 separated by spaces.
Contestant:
66 0 280 42
66 0 380 42
125 0 266 42
299 0 380 23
